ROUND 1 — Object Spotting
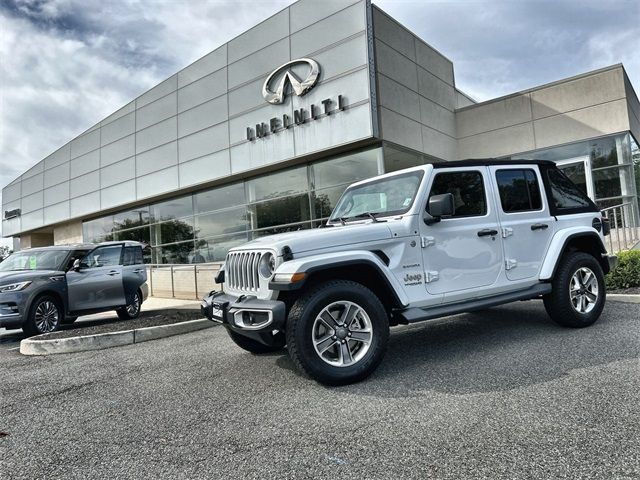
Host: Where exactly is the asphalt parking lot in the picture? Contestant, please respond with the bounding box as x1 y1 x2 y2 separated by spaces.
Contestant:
1 299 639 479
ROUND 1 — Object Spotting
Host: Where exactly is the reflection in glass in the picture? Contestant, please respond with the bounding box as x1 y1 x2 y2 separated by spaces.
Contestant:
113 207 150 229
250 194 311 230
195 233 248 262
246 166 307 203
194 183 246 215
252 222 312 238
151 218 195 246
590 136 619 169
314 185 349 219
152 241 195 264
83 216 114 243
383 145 428 173
195 207 248 238
593 167 624 199
312 149 379 190
150 196 193 222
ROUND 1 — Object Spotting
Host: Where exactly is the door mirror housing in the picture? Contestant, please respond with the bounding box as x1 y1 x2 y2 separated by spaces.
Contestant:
424 193 455 225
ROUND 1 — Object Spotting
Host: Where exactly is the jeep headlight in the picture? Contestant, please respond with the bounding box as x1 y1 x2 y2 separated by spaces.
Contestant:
259 253 276 278
0 281 32 293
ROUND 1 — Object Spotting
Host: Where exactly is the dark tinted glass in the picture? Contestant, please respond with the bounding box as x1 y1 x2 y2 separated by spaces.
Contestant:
314 185 348 219
250 193 310 229
546 169 593 210
83 216 114 242
194 183 246 215
429 171 486 217
152 241 195 264
496 169 542 212
123 246 144 266
109 226 151 243
196 233 249 262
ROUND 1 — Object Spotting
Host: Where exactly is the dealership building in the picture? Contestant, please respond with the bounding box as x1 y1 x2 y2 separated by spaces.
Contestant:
3 0 640 266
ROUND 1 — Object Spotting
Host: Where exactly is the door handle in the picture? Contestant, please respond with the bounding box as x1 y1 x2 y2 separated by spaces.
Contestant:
477 229 498 237
107 271 121 276
133 269 145 274
531 223 549 231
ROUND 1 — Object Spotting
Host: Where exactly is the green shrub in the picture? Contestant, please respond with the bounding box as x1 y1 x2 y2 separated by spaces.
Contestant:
606 249 640 289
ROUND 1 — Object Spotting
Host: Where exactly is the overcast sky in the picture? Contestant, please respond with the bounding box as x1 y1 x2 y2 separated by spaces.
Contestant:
0 0 639 240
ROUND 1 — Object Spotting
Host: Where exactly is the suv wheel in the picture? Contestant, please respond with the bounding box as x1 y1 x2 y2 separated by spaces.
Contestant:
23 295 62 336
543 251 606 328
286 280 389 385
117 291 141 320
226 330 285 354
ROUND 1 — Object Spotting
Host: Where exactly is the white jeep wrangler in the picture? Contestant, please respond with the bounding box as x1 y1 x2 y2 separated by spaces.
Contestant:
202 159 617 385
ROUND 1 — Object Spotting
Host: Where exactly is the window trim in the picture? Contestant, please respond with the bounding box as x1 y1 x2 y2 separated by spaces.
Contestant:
495 168 544 214
427 169 488 220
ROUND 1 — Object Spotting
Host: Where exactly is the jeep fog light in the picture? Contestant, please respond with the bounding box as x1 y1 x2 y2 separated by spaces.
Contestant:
233 310 272 329
272 272 306 283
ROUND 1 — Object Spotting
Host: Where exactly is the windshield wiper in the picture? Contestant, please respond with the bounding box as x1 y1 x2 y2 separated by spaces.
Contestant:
347 212 386 223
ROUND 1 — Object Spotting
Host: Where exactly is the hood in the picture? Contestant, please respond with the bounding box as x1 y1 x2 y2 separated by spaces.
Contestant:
0 270 62 284
234 222 394 255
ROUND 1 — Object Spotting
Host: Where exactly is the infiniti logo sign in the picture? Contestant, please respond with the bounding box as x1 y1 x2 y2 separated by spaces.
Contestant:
262 58 320 104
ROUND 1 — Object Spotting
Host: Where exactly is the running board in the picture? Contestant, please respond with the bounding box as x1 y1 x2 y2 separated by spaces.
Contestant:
395 283 552 324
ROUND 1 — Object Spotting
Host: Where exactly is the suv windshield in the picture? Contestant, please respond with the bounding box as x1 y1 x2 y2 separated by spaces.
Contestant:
0 250 69 272
330 170 424 222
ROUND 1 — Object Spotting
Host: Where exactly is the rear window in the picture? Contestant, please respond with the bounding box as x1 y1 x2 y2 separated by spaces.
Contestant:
546 168 594 212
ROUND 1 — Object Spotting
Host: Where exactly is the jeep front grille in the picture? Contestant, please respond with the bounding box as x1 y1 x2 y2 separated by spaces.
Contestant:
226 251 262 292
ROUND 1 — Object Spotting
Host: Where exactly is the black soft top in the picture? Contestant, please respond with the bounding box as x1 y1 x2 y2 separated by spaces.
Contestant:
432 159 556 169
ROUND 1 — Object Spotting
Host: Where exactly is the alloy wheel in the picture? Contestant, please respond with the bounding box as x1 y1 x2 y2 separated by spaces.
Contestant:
35 300 60 333
569 267 599 314
312 300 373 367
126 293 140 317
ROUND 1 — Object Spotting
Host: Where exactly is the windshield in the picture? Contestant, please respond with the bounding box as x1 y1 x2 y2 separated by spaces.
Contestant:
0 249 69 272
330 171 424 222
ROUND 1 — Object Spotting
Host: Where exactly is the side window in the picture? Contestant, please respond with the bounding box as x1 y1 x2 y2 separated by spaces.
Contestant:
429 171 486 218
123 246 144 266
546 168 593 211
82 246 122 268
496 169 542 213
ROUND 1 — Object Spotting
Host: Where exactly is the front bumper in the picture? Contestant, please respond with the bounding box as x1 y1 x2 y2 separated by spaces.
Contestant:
0 292 26 330
201 291 286 346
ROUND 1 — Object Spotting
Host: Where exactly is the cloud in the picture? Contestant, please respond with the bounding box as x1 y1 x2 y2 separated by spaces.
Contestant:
0 0 289 227
374 0 640 101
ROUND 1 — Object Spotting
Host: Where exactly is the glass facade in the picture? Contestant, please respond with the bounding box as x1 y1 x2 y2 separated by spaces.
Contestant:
83 147 385 264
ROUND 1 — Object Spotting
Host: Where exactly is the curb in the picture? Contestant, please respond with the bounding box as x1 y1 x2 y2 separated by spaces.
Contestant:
607 293 640 304
20 319 215 356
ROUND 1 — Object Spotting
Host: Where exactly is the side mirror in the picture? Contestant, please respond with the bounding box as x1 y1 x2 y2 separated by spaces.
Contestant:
424 193 455 225
72 258 82 272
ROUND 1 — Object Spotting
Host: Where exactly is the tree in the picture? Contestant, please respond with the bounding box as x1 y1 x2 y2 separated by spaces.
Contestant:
0 246 13 261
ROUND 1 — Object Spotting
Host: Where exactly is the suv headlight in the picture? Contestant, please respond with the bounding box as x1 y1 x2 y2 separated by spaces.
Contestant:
0 281 32 293
259 253 276 278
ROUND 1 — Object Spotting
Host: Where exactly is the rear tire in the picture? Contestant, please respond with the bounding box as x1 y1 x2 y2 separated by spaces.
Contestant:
286 280 389 386
116 290 142 320
23 295 63 336
543 251 606 328
227 329 285 354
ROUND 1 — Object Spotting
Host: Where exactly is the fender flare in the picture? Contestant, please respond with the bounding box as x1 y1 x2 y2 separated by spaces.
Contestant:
539 227 608 280
270 250 409 307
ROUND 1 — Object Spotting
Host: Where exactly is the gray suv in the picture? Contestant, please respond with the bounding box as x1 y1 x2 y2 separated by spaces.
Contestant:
0 241 149 335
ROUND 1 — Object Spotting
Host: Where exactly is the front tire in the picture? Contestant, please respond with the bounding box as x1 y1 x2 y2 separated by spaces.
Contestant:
23 295 63 336
543 251 606 328
117 291 142 320
286 280 389 386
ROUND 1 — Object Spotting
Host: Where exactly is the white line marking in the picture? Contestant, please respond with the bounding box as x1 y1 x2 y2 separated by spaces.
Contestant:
7 347 20 351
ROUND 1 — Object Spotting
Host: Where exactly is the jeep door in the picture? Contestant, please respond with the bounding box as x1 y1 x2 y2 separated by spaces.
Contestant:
66 245 126 311
489 165 555 280
121 245 147 305
420 167 503 296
